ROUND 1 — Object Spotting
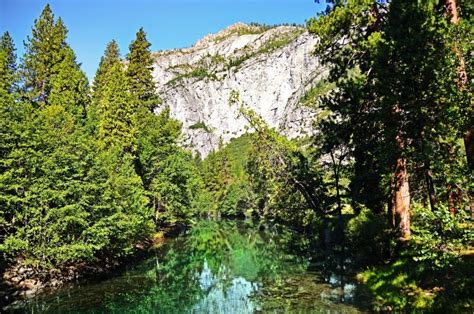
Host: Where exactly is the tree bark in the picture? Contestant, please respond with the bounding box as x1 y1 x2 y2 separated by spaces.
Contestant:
391 103 411 239
393 157 411 240
443 0 472 170
464 129 474 171
447 183 456 215
441 0 473 216
444 0 459 23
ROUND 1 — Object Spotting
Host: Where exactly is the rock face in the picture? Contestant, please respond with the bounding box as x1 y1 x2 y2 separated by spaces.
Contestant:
152 23 324 156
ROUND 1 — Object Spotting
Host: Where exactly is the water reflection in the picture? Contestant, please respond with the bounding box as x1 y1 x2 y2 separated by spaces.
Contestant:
5 219 365 313
192 260 259 313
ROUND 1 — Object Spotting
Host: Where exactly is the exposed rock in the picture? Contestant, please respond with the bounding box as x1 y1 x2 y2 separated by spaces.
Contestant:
152 23 324 156
19 279 37 290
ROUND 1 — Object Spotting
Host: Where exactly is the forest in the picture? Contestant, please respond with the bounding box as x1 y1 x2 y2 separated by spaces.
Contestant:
0 0 473 312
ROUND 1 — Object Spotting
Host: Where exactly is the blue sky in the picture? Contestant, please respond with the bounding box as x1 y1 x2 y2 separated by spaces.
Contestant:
0 0 324 80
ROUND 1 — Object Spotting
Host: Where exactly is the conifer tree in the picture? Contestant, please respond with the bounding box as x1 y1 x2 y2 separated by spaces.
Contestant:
126 27 160 112
91 40 120 104
0 49 18 249
87 40 120 135
97 63 136 151
49 47 89 121
22 5 69 104
0 32 17 92
0 33 24 255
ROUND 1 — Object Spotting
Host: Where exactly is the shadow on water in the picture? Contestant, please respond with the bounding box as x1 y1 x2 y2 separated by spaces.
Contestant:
5 219 369 313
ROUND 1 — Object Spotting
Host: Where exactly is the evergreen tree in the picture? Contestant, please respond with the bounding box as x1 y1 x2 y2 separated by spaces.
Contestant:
49 47 89 121
87 40 121 135
21 5 69 104
308 0 472 239
0 33 23 264
126 27 160 112
0 52 21 253
97 63 136 151
0 32 17 92
84 147 152 262
91 40 120 104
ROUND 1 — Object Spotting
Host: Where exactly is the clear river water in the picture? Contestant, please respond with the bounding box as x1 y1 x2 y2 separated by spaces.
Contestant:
6 219 367 313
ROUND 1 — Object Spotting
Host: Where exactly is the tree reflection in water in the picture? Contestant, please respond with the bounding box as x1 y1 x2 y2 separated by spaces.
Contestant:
8 219 365 313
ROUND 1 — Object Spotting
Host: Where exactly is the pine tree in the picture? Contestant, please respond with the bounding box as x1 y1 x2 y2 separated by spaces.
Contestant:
126 27 160 112
91 40 120 104
97 63 136 151
86 40 121 135
21 5 69 104
49 47 90 121
0 50 19 250
0 33 23 260
0 32 17 92
307 1 412 238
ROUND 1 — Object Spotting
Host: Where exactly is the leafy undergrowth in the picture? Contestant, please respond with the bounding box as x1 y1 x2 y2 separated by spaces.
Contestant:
353 206 473 312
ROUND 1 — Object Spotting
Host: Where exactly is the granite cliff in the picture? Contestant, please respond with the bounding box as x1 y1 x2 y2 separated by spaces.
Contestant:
151 23 324 156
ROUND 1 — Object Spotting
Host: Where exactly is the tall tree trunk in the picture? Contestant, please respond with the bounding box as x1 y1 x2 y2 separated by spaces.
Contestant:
393 157 411 240
425 167 437 211
443 0 472 216
444 0 472 169
331 151 344 242
443 0 471 156
388 175 396 228
444 0 459 23
447 183 456 215
464 129 474 171
391 103 411 239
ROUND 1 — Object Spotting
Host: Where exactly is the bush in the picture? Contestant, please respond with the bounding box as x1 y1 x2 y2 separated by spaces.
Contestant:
346 208 394 265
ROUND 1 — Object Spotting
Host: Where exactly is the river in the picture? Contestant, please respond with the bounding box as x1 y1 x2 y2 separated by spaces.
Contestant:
5 219 367 313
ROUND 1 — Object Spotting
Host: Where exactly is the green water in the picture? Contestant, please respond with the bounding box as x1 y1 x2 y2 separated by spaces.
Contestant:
6 220 366 313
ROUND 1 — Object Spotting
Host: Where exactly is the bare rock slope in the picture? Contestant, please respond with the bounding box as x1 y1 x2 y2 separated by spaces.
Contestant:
152 23 324 156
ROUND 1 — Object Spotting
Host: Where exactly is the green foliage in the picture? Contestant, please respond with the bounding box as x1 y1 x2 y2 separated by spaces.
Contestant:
126 27 161 111
218 181 254 217
226 28 304 70
299 79 335 108
151 150 203 221
226 53 255 69
89 40 121 135
346 209 395 265
308 0 472 216
199 134 255 217
409 204 472 269
226 93 327 226
84 148 152 261
21 5 70 104
256 29 304 54
0 32 17 93
305 2 474 311
166 66 218 87
0 5 204 270
188 121 211 133
48 47 89 120
91 40 120 104
97 63 136 151
213 23 270 43
352 204 473 312
357 260 436 312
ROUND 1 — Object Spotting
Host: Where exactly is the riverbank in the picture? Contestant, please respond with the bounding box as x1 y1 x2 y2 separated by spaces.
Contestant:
0 222 188 309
